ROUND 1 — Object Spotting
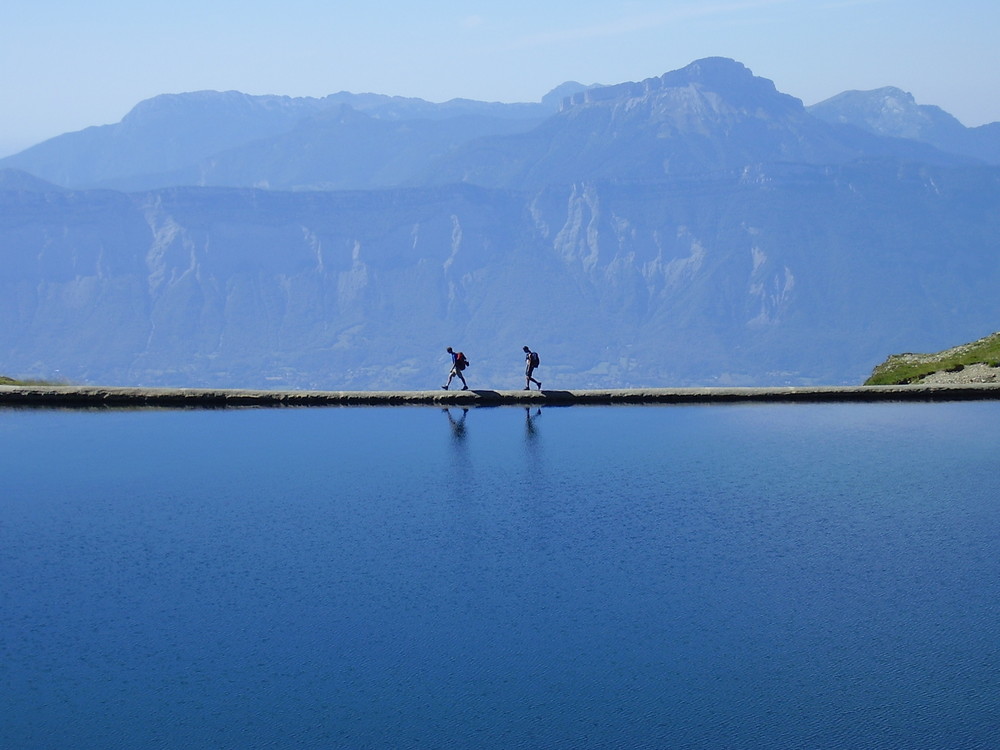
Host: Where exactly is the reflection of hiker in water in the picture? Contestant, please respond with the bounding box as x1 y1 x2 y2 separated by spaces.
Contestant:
442 346 469 390
443 408 469 441
523 346 541 390
524 407 541 438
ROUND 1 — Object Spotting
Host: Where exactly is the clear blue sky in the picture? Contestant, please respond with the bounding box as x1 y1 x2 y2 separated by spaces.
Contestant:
3 0 998 156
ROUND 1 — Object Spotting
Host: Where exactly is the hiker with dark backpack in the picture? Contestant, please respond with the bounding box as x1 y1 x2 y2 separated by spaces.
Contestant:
523 346 541 390
442 346 470 390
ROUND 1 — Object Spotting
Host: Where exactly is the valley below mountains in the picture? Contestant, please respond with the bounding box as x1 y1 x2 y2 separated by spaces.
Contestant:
2 58 998 389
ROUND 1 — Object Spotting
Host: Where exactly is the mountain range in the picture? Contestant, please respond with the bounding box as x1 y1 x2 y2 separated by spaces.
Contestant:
4 58 997 192
1 57 998 389
0 87 570 192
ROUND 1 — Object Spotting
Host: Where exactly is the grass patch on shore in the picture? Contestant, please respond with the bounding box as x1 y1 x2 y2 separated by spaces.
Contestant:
0 375 67 386
865 332 1000 385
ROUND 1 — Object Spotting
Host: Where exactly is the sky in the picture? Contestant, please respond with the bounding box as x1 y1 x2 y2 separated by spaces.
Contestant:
3 0 999 156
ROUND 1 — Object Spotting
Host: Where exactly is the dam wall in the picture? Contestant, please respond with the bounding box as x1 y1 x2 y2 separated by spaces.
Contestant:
2 384 1000 409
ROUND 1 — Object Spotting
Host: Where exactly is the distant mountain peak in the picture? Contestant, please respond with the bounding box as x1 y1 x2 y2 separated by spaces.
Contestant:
120 89 318 125
809 86 967 142
662 56 757 87
542 81 597 109
868 85 916 103
559 57 802 115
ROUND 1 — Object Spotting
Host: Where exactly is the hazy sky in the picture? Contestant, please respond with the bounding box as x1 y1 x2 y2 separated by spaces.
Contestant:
3 0 998 156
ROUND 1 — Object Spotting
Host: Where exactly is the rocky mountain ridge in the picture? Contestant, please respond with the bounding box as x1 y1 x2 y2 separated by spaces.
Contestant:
2 58 995 192
808 87 1000 165
0 85 572 191
420 59 974 190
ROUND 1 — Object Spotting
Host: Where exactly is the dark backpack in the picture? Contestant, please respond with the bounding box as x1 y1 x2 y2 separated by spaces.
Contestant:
456 352 469 370
529 351 540 367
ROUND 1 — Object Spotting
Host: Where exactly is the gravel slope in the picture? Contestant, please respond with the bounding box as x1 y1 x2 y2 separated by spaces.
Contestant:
917 362 1000 384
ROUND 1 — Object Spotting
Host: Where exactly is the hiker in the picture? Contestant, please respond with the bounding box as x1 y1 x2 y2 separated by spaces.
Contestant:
523 346 541 390
442 346 469 390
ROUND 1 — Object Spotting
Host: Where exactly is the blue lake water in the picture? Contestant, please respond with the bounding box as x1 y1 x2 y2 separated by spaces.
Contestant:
2 402 998 749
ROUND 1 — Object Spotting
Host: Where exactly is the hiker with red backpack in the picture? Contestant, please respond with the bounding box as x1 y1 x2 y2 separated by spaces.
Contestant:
442 347 469 390
523 346 541 390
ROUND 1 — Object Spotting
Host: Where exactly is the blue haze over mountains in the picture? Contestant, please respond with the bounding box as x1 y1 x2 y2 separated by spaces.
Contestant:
2 57 998 388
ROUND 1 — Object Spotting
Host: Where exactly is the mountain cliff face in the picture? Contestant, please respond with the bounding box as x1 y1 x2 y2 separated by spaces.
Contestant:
1 58 998 388
3 161 998 388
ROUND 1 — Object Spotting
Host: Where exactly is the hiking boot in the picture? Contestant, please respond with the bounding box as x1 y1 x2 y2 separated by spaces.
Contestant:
537 382 542 390
523 386 530 390
441 385 448 390
461 386 469 391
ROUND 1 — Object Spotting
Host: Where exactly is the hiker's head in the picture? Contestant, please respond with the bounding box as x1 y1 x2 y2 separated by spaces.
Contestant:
447 347 454 353
523 346 530 352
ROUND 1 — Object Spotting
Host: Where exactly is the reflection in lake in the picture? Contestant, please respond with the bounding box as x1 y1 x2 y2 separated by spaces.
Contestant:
2 403 998 748
442 406 469 444
524 406 541 440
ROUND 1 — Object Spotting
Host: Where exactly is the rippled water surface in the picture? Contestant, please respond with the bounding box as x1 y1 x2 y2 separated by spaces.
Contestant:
2 403 998 749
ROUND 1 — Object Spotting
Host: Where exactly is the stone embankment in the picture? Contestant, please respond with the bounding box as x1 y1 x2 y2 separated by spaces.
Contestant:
2 383 1000 409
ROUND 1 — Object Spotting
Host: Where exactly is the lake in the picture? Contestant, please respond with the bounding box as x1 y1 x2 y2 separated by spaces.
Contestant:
2 402 998 749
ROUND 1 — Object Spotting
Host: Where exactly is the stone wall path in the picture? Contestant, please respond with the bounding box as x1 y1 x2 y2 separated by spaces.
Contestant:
3 384 1000 409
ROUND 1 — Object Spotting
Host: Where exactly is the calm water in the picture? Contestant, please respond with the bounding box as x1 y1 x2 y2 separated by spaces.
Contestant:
1 403 998 749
